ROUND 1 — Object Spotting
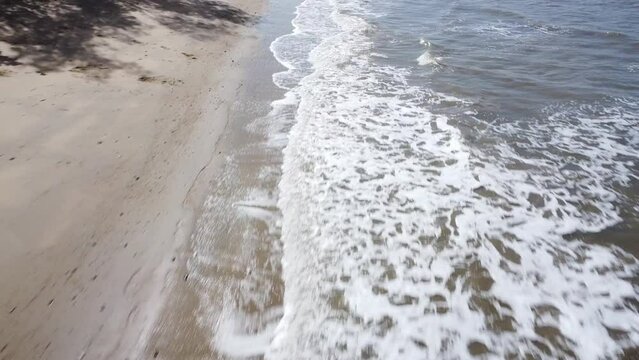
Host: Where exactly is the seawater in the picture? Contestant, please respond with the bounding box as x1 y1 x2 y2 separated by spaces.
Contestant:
267 0 639 358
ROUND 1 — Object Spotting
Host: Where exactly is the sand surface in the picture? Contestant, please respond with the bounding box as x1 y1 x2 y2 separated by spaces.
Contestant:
0 0 264 358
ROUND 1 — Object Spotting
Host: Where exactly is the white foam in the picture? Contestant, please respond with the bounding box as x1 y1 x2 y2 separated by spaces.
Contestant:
416 39 442 66
215 307 283 358
267 0 639 358
371 52 389 59
469 21 561 40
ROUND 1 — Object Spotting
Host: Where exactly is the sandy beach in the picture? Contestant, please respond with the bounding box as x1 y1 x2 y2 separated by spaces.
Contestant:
3 0 638 358
0 0 265 358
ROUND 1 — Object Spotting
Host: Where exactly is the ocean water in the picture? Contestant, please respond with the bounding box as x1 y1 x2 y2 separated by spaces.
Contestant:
267 0 639 359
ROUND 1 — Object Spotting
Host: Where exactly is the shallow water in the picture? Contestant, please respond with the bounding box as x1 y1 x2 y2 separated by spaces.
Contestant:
267 0 639 358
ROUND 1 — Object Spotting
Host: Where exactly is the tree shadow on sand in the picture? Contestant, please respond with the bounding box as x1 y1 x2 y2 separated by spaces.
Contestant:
0 0 255 72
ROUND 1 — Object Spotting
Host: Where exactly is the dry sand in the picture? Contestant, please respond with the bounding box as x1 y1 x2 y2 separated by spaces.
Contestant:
0 0 265 358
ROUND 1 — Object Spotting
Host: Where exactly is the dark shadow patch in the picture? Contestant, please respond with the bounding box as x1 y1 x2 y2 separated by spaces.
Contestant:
0 0 255 72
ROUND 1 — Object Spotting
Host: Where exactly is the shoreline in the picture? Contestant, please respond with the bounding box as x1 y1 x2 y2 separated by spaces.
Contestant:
144 0 293 356
0 0 265 358
2 0 638 358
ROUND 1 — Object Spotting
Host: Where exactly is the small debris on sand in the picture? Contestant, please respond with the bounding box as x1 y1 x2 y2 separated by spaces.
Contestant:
181 52 197 60
138 75 154 82
138 75 184 86
70 64 108 73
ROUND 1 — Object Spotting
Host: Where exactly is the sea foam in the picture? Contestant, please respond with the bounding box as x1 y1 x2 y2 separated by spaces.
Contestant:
267 0 639 358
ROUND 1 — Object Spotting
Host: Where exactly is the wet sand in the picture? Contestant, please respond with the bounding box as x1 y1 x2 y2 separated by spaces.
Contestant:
0 0 265 358
144 0 294 356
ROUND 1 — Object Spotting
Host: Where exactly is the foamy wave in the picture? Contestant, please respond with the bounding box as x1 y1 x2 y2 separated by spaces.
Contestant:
416 39 442 66
268 0 639 358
